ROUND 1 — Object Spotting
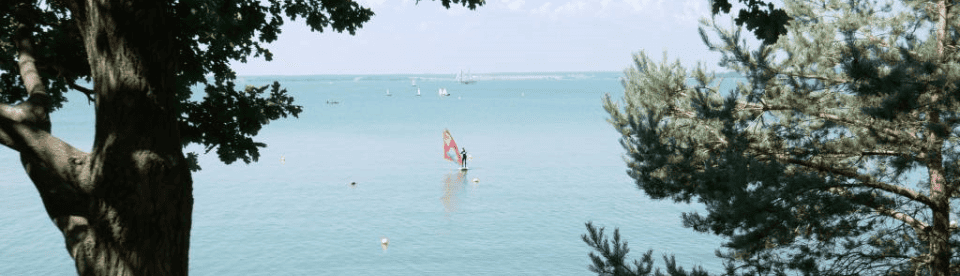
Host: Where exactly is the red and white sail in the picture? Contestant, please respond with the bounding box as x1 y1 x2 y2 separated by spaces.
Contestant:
442 129 461 165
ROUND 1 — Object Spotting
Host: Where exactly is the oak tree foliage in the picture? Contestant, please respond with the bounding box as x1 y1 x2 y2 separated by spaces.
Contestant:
710 0 790 44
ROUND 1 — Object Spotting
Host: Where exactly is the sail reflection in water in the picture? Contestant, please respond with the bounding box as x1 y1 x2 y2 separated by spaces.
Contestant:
440 170 469 213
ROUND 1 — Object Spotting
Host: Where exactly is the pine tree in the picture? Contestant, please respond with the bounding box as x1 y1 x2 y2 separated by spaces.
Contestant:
597 0 960 275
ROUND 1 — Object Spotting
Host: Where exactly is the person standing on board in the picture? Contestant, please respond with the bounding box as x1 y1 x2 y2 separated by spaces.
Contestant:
460 148 467 168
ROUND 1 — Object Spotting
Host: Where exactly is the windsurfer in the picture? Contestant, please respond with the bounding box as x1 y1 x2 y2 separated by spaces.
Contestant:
460 148 467 168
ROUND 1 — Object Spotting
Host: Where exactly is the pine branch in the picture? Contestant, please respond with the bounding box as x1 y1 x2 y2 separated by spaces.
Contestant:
582 222 714 276
736 101 920 146
757 149 932 206
582 222 647 276
657 85 929 206
870 206 928 233
778 72 849 84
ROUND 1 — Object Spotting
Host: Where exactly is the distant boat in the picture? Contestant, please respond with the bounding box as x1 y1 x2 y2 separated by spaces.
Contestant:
438 88 450 96
411 78 417 87
417 87 421 96
457 70 477 84
386 89 391 96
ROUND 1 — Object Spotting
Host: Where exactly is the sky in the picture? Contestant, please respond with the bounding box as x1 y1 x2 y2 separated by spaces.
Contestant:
230 0 729 75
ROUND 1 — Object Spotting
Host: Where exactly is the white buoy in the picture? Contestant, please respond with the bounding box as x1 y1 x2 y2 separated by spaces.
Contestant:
280 155 285 165
380 237 389 250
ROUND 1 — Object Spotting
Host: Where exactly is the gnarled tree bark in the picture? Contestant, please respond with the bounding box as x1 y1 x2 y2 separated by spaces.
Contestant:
8 1 193 275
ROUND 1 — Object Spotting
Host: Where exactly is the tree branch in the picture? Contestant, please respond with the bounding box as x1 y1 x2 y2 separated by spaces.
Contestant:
6 19 92 193
5 7 95 256
779 72 849 84
20 151 93 251
14 29 48 109
871 205 928 233
775 147 905 160
816 112 920 142
677 98 920 153
673 98 917 164
736 101 920 145
66 80 95 104
759 150 933 206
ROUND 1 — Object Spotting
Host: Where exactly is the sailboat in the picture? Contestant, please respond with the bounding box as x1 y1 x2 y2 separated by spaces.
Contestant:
385 89 391 96
443 129 467 170
411 78 417 87
457 70 477 84
417 87 421 96
438 88 449 96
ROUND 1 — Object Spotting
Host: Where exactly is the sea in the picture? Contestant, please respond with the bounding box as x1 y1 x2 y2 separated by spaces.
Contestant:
0 72 734 275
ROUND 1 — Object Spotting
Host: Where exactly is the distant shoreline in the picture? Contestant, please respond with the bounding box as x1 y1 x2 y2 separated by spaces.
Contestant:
233 70 742 78
234 70 620 78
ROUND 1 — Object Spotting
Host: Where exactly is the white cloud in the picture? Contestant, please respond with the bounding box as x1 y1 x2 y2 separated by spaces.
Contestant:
529 0 595 19
530 2 553 16
621 0 663 12
499 0 526 11
554 0 588 16
675 0 708 24
356 0 389 8
418 20 442 32
621 0 644 11
599 0 613 10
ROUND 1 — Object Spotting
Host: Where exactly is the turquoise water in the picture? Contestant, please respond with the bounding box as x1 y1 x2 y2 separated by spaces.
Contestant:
0 72 728 275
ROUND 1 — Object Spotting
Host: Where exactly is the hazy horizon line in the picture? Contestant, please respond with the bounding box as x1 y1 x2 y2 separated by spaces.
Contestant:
232 70 628 77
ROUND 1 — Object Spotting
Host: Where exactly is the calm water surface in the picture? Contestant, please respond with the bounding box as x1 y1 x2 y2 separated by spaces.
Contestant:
0 72 729 275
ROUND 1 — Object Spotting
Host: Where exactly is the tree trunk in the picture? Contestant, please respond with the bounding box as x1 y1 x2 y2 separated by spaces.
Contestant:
73 1 192 275
928 1 951 275
6 1 193 275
